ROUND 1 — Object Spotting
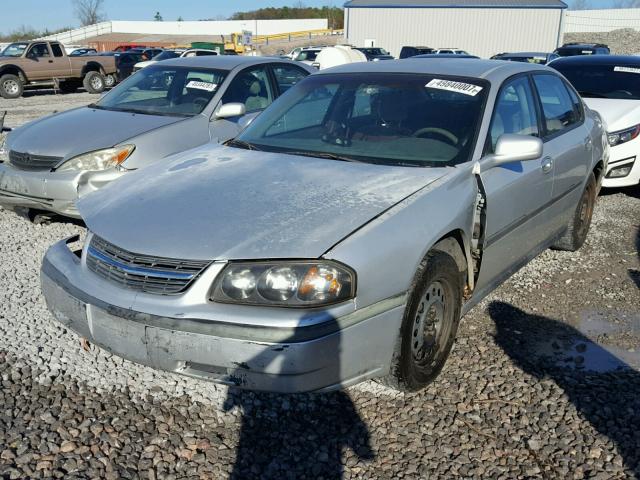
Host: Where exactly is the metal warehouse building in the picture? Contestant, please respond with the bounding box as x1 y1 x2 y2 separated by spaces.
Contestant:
344 0 567 58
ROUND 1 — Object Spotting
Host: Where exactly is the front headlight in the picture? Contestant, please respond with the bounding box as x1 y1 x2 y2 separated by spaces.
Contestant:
56 144 135 172
211 261 356 307
608 124 640 147
0 137 8 163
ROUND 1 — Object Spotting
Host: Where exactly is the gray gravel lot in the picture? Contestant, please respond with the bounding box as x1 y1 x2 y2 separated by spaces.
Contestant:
0 93 639 479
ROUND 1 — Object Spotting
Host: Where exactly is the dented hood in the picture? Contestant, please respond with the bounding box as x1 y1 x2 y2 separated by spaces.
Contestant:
79 145 447 260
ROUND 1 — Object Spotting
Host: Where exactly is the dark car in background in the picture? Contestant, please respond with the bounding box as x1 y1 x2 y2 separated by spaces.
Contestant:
491 52 559 64
554 43 610 57
99 51 148 82
411 54 479 59
399 46 435 59
68 48 98 57
355 47 394 61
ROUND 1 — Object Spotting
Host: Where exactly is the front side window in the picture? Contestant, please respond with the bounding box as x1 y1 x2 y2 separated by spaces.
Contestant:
296 50 318 62
272 64 308 94
94 66 227 116
533 74 580 136
221 67 274 112
489 76 539 151
234 73 488 167
28 43 50 58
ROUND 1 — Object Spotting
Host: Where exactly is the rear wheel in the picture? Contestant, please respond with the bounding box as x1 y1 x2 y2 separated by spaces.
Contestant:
552 172 596 252
0 74 23 99
381 247 463 391
83 71 105 94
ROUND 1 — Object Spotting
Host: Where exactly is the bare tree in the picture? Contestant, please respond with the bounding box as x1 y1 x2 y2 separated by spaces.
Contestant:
72 0 106 26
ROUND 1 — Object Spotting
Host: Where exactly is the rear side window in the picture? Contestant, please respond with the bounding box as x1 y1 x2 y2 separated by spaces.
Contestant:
51 43 64 57
489 76 539 152
272 64 308 94
563 81 584 123
533 74 580 137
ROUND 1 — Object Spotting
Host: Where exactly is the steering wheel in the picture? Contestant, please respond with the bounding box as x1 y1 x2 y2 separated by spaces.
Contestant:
412 127 459 146
193 97 209 110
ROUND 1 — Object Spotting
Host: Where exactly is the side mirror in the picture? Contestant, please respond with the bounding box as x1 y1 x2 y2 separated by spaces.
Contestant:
215 103 246 120
475 134 542 173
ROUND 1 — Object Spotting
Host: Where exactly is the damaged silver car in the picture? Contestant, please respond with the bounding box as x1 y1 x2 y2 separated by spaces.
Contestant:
0 56 312 218
41 59 607 392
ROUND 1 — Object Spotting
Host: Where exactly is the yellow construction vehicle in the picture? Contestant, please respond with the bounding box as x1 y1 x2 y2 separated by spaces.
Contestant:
224 33 246 55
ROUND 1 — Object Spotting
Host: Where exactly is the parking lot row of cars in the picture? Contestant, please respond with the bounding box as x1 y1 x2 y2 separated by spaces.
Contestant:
0 39 635 393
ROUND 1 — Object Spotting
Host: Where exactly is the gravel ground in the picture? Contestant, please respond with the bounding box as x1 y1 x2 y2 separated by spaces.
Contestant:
564 29 640 55
0 93 639 479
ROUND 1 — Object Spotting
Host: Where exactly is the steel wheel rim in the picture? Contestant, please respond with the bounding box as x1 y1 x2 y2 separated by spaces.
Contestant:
577 181 594 237
104 75 114 87
3 79 19 95
412 280 446 363
90 76 103 90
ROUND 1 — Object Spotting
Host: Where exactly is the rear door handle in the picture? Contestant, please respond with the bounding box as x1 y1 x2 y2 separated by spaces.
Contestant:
541 156 553 173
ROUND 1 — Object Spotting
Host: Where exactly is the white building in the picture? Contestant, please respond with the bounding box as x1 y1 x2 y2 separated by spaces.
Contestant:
344 0 567 58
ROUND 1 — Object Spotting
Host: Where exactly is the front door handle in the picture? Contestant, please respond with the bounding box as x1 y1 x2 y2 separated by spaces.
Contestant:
541 156 553 173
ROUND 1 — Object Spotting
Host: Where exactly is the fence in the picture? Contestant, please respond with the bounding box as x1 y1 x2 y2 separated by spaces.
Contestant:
564 8 640 33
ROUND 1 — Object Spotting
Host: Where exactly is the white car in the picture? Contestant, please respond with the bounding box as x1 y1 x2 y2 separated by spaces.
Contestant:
133 49 218 72
434 48 470 55
293 48 323 66
552 56 639 188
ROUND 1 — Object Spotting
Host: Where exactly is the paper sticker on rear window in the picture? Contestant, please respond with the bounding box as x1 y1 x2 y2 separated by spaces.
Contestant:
614 66 640 75
426 79 483 96
186 80 218 92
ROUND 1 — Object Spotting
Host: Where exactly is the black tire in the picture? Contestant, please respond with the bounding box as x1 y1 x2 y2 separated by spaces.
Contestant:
82 71 105 94
381 247 463 392
104 73 116 88
59 80 80 94
551 172 596 252
0 74 23 99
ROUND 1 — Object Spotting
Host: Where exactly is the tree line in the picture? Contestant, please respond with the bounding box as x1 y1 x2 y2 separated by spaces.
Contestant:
230 7 344 29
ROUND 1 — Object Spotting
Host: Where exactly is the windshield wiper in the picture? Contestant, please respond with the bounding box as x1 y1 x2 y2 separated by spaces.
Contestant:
577 90 608 99
224 139 262 151
283 150 367 163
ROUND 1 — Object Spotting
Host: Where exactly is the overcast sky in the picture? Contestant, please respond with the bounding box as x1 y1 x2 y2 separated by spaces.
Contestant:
0 0 621 35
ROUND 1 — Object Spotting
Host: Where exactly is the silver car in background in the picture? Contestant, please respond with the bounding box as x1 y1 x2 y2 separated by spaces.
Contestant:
0 56 313 218
42 59 607 393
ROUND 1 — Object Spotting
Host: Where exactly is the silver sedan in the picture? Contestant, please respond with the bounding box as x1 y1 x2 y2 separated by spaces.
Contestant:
42 59 608 393
0 56 313 218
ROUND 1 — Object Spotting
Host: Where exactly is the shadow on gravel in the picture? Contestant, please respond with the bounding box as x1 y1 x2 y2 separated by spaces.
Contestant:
490 301 640 477
222 318 374 479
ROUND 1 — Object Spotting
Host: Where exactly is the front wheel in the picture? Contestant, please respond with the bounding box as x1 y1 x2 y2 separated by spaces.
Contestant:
551 172 596 252
381 248 463 391
0 74 23 99
83 71 106 94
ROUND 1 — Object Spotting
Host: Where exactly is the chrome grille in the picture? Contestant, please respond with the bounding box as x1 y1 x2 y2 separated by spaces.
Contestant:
9 150 62 171
86 235 210 295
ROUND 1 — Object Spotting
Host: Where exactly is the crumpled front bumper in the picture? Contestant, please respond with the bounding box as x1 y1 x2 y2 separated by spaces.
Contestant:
40 237 406 393
0 162 125 218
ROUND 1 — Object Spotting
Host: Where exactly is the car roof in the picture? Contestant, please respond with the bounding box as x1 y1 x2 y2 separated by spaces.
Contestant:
498 52 550 57
560 43 607 48
413 54 478 59
151 55 289 70
551 54 639 66
319 58 549 82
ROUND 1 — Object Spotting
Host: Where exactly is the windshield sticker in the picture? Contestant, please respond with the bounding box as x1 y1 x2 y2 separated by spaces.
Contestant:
186 80 218 92
426 79 483 96
614 66 640 75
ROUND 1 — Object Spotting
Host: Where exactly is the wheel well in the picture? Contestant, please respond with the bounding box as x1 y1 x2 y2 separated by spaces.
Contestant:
82 63 102 76
593 160 605 189
0 65 27 83
432 230 468 276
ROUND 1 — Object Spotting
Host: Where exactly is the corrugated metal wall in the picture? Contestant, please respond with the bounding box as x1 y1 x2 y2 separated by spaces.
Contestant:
564 8 640 33
345 7 564 58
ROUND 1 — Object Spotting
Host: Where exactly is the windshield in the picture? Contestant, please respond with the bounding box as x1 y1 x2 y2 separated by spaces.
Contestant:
152 51 179 61
553 63 640 100
362 48 389 56
1 42 28 57
94 65 227 116
234 73 487 167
